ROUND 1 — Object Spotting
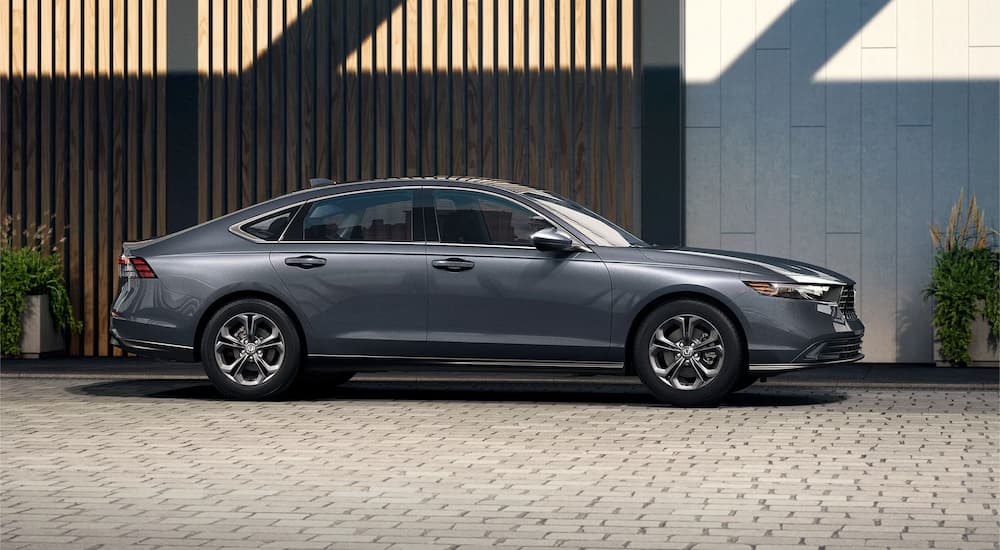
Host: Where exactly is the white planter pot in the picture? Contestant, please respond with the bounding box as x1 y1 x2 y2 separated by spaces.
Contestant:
18 294 65 358
933 304 999 367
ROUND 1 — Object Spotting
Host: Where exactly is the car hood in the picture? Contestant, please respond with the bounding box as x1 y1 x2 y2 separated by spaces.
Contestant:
633 247 855 285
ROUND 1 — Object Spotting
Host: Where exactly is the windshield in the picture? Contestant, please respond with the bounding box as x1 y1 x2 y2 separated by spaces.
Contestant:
524 191 648 247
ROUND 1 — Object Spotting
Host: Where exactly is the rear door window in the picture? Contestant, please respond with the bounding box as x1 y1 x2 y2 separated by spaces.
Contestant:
293 189 416 242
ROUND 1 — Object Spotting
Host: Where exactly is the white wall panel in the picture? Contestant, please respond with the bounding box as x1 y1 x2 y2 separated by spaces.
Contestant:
720 0 757 233
685 0 1000 362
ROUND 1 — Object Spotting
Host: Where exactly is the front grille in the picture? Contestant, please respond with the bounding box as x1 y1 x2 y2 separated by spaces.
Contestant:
817 335 863 361
838 286 857 318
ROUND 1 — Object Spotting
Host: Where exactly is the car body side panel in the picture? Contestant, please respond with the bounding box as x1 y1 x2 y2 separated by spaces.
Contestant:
111 251 292 353
270 243 428 356
596 247 751 362
425 246 613 361
596 246 864 364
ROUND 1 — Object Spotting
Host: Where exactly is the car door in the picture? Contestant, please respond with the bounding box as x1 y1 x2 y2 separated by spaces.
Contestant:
270 187 428 357
425 188 613 361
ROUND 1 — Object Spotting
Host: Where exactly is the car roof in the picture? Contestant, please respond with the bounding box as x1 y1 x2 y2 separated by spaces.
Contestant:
319 176 543 196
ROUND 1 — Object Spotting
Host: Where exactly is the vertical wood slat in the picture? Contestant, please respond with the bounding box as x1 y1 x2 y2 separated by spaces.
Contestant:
255 0 269 202
40 0 53 248
0 0 10 224
420 0 435 175
390 0 404 177
314 0 330 180
211 0 224 217
197 0 209 222
497 0 511 178
9 0 639 356
374 0 389 178
344 1 359 180
331 2 345 182
241 0 255 207
404 0 420 175
451 0 465 175
97 0 111 356
301 0 315 190
54 0 68 271
270 0 284 197
466 0 479 176
81 0 95 355
67 0 81 354
481 0 495 177
25 0 38 235
285 0 300 191
226 0 239 209
110 0 125 356
141 0 155 238
10 1 24 248
511 0 525 182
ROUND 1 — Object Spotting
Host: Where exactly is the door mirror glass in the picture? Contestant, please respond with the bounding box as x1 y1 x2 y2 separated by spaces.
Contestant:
531 227 575 252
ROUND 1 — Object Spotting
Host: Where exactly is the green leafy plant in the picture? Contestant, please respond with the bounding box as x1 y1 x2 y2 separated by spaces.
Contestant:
1 216 82 356
924 192 1000 365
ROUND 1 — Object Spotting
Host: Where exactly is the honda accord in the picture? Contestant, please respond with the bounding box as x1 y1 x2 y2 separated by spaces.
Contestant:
111 177 864 406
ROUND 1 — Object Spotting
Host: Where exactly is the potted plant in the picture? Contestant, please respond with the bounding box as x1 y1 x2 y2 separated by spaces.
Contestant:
1 216 82 358
925 192 999 367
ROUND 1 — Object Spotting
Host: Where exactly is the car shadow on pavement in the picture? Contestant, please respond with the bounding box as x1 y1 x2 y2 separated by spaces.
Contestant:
69 378 848 408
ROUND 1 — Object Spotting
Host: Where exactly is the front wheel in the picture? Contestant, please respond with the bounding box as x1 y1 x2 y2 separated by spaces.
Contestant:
201 299 302 400
632 299 744 407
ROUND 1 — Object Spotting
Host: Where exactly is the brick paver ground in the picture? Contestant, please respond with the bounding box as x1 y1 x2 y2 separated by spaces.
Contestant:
1 376 997 549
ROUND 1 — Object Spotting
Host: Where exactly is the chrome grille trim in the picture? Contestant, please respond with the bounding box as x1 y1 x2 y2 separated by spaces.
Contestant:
838 286 857 318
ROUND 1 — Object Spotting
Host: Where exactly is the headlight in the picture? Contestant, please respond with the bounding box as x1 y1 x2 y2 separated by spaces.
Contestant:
745 281 840 302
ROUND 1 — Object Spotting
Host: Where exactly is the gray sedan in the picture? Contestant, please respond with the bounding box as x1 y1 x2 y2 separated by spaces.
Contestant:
111 177 864 406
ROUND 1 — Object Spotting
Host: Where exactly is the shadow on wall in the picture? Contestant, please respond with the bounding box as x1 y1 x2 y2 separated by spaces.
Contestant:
682 0 999 362
193 0 639 229
0 0 642 356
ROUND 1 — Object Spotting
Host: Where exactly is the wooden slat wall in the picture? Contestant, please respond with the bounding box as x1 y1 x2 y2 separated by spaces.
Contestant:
3 0 637 357
2 0 167 356
197 0 638 228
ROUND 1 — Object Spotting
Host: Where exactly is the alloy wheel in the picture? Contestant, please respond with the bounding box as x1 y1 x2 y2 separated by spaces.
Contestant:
647 314 725 390
214 313 285 386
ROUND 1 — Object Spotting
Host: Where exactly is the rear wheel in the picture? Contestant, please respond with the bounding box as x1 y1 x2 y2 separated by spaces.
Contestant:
201 299 302 400
632 299 744 407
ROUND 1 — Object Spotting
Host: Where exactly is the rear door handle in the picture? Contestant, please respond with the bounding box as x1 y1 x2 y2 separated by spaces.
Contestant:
284 255 327 269
431 258 475 272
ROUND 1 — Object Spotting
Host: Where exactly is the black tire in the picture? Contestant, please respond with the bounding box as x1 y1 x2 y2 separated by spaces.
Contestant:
201 298 302 400
732 374 758 392
632 299 744 407
308 371 356 386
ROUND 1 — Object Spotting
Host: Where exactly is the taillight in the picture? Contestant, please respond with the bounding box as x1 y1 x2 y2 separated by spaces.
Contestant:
119 255 157 278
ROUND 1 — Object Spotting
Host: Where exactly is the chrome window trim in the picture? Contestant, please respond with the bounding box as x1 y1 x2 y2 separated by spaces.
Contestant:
228 184 592 252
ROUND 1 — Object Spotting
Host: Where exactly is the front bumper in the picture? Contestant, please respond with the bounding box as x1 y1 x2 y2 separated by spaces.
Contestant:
748 353 864 374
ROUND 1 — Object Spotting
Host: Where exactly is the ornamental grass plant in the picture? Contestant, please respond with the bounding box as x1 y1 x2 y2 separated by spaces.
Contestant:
924 192 1000 365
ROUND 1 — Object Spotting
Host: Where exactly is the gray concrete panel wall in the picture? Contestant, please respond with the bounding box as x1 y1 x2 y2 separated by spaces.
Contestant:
684 0 1000 362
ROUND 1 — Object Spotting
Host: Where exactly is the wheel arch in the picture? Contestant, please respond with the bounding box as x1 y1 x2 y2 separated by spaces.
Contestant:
623 289 749 375
193 290 307 362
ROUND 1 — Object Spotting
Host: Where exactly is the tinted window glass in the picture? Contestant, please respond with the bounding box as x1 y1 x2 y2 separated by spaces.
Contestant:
523 191 647 247
241 209 294 241
434 190 551 246
299 190 414 242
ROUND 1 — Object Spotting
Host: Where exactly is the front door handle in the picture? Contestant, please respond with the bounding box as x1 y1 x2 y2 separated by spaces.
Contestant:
431 258 475 272
284 255 327 269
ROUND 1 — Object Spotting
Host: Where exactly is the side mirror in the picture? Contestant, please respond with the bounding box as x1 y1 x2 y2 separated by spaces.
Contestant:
531 227 575 252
